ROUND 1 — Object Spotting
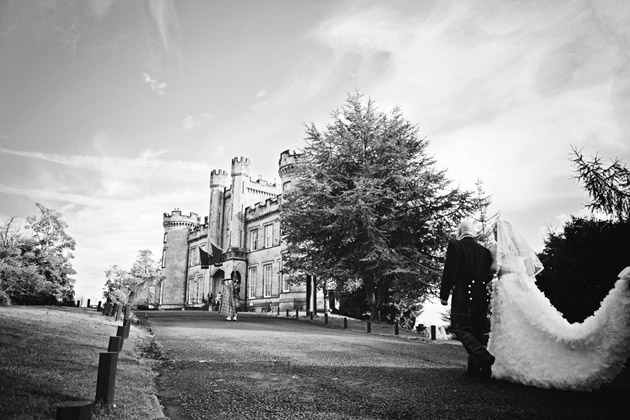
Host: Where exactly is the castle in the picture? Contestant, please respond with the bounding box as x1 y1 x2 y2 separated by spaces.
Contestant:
152 150 326 313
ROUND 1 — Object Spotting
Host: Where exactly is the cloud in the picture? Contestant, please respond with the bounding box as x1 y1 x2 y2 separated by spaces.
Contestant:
0 145 213 302
182 113 211 131
143 73 167 95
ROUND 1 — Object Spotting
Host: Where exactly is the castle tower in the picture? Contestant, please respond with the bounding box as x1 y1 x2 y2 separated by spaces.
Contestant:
209 169 228 248
162 209 199 308
227 157 250 250
278 149 303 193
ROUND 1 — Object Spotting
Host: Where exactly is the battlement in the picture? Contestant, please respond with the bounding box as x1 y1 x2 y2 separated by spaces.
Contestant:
231 156 250 177
278 149 304 181
163 208 200 228
245 196 280 221
210 169 228 188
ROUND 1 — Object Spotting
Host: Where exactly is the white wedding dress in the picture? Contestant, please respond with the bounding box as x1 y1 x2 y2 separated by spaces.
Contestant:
487 220 630 391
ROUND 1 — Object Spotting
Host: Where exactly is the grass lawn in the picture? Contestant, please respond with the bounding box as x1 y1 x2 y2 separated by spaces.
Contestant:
0 305 163 420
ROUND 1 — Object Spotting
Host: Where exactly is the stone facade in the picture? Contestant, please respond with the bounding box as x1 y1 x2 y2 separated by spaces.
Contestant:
155 150 327 313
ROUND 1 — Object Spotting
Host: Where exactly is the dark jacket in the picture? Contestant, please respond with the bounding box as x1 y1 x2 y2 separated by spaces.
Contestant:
440 237 493 328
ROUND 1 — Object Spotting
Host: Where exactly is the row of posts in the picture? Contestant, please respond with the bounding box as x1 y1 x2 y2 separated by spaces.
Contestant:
55 304 132 420
282 308 438 340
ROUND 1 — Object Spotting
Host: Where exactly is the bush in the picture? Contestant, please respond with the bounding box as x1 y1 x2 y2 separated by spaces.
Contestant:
0 289 11 306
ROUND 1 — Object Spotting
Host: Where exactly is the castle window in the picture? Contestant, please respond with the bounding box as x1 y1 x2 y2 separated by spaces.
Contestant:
248 266 257 299
264 224 273 248
161 248 166 268
250 229 259 251
163 232 168 243
281 259 290 292
263 263 272 297
189 246 198 266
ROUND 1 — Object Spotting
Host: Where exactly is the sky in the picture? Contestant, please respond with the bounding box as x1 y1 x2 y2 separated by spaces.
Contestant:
1 0 629 306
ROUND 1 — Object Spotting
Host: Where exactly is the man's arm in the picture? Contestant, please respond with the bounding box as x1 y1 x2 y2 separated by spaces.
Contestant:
440 240 458 305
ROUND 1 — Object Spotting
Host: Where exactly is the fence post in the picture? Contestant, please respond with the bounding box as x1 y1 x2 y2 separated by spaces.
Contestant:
310 311 313 320
108 336 123 353
431 325 436 340
97 301 102 311
296 308 299 319
116 326 125 348
124 306 131 322
343 318 347 329
395 322 399 336
325 313 328 324
87 299 91 308
122 319 130 339
286 309 289 317
76 300 80 307
95 352 118 406
56 401 94 420
115 305 122 321
367 321 371 333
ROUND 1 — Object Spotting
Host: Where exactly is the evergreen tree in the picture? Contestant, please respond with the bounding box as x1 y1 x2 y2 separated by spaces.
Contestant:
537 217 630 323
281 93 478 321
571 145 630 222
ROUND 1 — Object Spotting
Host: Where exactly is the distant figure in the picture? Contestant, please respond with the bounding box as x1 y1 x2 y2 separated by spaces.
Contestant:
219 276 237 321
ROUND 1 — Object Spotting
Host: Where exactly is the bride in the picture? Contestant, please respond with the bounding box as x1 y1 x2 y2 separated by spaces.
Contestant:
487 220 630 391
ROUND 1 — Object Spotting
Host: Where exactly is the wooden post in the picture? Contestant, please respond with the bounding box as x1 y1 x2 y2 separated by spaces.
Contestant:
56 401 93 420
95 352 118 406
325 313 328 324
295 308 299 319
116 326 125 349
87 299 91 308
395 322 399 336
431 325 436 340
76 300 80 307
277 306 280 316
310 311 313 320
286 309 289 317
124 306 131 321
367 321 371 333
343 318 347 329
97 301 102 311
115 305 122 321
108 336 122 353
122 319 130 339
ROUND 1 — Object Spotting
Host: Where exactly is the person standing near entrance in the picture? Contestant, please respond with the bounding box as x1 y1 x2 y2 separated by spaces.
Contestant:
440 220 494 377
219 274 237 321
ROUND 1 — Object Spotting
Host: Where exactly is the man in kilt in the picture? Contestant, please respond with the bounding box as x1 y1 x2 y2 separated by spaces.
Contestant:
440 220 495 377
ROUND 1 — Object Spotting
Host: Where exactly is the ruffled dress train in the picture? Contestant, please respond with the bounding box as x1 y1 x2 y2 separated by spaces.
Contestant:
487 272 630 391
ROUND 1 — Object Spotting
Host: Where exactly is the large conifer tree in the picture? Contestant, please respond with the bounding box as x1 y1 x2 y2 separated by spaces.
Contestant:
281 93 478 320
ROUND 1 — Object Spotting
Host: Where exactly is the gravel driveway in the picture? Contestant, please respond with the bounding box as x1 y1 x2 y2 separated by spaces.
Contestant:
140 311 627 420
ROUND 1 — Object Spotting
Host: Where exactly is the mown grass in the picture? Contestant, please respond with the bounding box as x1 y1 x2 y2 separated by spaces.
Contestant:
0 305 164 420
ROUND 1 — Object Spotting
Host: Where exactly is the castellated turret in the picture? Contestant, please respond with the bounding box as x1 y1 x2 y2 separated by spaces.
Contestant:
231 156 250 177
278 149 304 193
161 209 200 308
208 169 228 247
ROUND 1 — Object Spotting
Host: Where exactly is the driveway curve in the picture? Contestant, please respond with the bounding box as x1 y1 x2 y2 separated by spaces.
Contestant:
139 311 627 420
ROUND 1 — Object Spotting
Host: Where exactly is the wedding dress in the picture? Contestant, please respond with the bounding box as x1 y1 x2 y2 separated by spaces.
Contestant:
487 220 630 391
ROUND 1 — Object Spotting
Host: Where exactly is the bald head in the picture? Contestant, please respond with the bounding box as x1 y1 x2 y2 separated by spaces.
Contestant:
457 220 475 240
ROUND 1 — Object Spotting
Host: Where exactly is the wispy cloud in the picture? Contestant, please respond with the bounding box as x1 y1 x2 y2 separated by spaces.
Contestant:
143 73 167 95
182 113 211 131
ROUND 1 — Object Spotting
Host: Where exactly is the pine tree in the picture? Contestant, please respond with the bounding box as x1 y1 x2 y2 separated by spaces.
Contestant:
281 93 478 320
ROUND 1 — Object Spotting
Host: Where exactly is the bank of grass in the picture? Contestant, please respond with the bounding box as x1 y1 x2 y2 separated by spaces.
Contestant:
0 305 164 420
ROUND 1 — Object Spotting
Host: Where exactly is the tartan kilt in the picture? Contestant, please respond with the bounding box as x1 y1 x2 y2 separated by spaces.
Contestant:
219 294 236 317
450 285 489 332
